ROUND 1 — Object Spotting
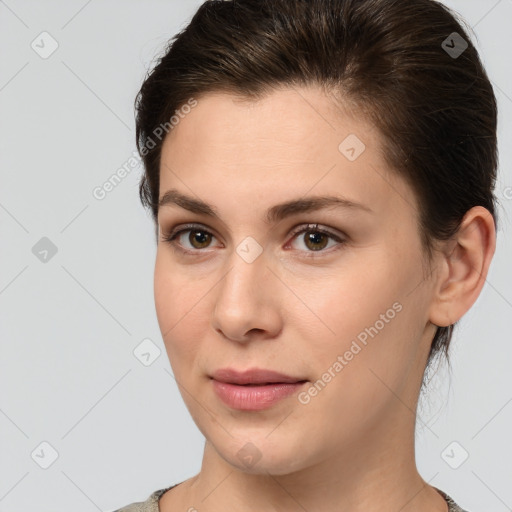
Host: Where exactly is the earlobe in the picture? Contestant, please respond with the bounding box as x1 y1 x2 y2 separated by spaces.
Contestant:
428 206 496 328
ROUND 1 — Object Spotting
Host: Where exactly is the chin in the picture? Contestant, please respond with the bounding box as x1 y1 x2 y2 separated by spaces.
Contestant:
210 429 314 476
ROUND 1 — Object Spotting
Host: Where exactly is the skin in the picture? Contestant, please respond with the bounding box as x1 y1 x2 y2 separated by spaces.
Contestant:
154 86 496 512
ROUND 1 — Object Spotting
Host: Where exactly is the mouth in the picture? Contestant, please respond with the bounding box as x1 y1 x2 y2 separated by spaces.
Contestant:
209 367 308 410
210 367 308 385
234 381 308 386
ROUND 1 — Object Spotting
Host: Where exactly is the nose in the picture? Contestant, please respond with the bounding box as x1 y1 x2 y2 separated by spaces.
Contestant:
211 248 283 344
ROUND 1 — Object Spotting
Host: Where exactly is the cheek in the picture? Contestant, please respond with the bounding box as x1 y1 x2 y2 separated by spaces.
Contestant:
302 251 423 389
153 255 209 362
297 258 401 348
295 304 419 442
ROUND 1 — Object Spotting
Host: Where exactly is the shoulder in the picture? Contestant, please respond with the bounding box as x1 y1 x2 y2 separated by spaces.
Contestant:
111 485 178 512
435 487 470 512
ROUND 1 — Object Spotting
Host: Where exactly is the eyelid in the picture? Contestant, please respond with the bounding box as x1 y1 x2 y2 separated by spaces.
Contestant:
287 223 342 241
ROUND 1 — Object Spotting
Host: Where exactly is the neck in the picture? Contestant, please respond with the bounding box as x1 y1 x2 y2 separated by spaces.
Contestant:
181 397 447 512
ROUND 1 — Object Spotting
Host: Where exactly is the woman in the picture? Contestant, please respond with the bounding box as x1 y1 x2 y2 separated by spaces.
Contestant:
115 0 498 510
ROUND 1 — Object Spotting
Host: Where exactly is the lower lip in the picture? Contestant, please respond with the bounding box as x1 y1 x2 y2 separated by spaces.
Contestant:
211 379 307 411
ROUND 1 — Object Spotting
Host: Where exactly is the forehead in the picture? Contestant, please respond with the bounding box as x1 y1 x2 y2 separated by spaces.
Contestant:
163 86 371 153
158 87 416 223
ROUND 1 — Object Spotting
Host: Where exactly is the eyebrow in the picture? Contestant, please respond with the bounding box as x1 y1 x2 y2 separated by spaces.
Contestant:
158 188 373 224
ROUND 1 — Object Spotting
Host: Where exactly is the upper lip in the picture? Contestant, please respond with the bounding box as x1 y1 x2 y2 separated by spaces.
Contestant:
210 367 307 385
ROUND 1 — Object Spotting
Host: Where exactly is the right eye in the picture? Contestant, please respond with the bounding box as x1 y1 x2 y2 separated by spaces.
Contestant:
161 223 222 254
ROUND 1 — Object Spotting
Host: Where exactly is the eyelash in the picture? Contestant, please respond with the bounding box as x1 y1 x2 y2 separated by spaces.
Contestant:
160 223 346 258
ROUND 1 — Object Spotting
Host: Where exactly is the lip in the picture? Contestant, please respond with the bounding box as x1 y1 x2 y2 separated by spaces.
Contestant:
210 367 308 411
210 367 306 385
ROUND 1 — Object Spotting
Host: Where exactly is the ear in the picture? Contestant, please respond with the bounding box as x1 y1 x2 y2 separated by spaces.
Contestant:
428 206 496 328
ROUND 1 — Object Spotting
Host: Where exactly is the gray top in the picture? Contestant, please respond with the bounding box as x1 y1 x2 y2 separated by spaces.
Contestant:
113 483 468 512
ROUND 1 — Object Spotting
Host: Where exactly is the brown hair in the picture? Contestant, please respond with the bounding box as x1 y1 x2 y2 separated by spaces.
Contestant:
134 0 499 370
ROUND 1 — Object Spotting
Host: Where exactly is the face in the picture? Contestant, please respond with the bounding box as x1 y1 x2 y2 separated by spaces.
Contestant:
154 86 438 475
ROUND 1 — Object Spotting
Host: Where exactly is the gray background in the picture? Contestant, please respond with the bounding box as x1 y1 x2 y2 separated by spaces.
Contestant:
0 1 511 511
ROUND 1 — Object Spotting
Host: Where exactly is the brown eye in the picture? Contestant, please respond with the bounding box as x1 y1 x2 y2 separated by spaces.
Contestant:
303 231 329 251
161 224 220 254
288 224 346 256
188 230 212 249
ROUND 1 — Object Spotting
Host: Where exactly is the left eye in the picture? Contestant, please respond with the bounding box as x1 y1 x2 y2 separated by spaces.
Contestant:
161 223 345 254
288 224 344 252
